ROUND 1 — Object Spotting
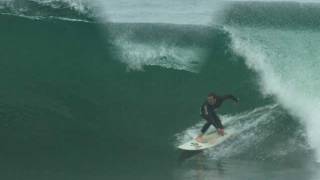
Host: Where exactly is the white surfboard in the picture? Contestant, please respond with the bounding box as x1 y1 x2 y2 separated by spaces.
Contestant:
178 129 236 151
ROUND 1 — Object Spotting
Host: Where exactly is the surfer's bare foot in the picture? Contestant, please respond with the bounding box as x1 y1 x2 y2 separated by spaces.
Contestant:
196 135 204 143
218 129 225 136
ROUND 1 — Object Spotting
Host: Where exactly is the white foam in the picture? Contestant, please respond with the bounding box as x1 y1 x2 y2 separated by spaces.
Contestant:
30 0 88 13
227 26 320 161
112 36 204 72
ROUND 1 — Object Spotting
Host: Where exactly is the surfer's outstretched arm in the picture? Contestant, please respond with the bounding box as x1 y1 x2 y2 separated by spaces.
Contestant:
221 94 239 103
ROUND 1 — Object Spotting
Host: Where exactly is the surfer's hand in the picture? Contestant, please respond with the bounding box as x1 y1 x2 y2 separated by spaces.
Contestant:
233 98 239 104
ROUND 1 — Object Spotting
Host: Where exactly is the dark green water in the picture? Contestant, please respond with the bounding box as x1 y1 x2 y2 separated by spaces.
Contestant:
1 1 320 179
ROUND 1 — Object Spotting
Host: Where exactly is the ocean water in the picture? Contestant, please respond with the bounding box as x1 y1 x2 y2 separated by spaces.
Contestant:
1 0 320 179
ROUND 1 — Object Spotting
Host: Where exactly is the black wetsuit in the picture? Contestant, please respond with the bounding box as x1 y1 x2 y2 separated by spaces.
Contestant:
200 95 238 134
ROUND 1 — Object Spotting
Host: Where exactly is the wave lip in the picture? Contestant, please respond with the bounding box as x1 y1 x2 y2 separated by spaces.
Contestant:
222 1 320 29
0 0 93 21
93 0 226 25
0 0 227 25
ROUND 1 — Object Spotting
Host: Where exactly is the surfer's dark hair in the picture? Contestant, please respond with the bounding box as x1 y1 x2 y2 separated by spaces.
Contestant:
208 92 217 98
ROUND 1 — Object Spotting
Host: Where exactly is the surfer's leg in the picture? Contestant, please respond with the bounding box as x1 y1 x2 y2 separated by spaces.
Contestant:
200 115 213 134
197 120 211 142
201 121 211 134
212 114 224 135
197 116 214 142
215 118 223 129
211 114 223 128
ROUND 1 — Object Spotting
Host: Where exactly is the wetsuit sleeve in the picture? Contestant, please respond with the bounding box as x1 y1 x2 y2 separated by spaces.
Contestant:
203 105 209 115
201 104 217 122
221 94 238 103
200 104 211 119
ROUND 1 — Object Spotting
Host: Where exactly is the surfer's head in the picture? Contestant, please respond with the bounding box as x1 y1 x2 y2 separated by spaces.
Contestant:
207 92 217 105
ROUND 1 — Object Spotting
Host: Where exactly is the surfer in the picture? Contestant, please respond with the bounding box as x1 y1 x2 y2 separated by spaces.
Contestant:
196 92 238 142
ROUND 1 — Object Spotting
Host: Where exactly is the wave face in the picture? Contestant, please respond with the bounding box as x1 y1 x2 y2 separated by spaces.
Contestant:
0 12 261 179
1 1 320 179
0 0 226 24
